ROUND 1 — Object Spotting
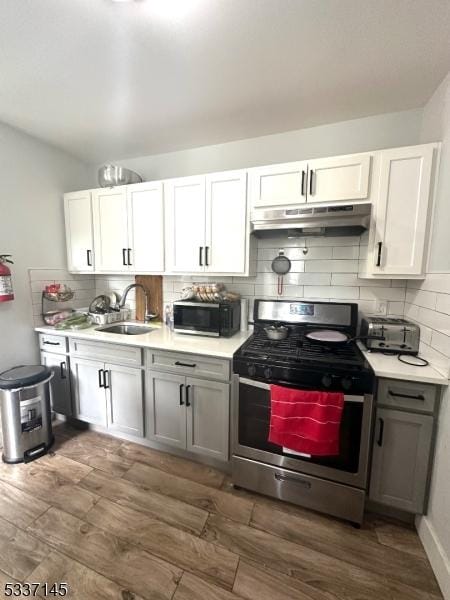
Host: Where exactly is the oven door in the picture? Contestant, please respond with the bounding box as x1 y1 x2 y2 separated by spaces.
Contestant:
173 302 220 337
233 377 373 488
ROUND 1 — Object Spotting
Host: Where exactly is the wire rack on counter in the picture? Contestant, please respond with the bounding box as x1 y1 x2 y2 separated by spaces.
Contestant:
41 284 75 325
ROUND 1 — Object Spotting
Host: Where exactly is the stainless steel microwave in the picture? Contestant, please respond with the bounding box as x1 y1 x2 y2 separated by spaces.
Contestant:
173 300 241 337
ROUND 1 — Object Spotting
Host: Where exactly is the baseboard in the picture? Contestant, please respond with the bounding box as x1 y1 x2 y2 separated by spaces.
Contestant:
416 515 450 600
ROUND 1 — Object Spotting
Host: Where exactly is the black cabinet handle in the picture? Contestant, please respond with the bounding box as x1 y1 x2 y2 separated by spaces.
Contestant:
122 248 128 266
309 169 314 195
377 418 384 447
98 369 104 388
205 246 210 267
86 249 92 267
301 170 306 196
179 384 184 406
127 248 132 266
174 361 196 368
388 391 425 401
376 242 383 267
186 385 191 407
43 341 60 346
103 370 110 389
199 246 203 267
60 361 67 380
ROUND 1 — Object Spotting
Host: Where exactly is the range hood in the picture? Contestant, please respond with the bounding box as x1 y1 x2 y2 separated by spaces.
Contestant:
251 202 371 237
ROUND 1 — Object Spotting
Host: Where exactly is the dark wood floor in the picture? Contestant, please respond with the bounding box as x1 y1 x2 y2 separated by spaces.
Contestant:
0 423 442 600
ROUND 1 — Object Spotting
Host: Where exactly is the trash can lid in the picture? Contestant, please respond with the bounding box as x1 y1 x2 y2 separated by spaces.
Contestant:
0 365 52 390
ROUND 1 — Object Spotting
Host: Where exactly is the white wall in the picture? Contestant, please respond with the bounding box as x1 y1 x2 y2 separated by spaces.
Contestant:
109 108 422 181
413 71 450 600
0 122 91 372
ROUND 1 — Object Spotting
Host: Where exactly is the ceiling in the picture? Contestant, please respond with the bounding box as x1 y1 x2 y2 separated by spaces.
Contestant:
1 0 450 163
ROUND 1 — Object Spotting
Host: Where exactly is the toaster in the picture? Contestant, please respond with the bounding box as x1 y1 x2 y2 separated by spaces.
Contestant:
360 317 420 354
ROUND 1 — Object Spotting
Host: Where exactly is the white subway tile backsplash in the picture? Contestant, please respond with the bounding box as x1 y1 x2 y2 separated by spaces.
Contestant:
359 287 406 301
297 273 331 285
405 288 437 310
407 273 450 294
436 293 450 315
332 246 360 259
430 331 450 358
387 301 405 316
303 286 332 299
304 260 359 273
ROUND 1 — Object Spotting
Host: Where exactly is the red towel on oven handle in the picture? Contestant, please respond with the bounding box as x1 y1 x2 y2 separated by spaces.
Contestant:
268 385 345 456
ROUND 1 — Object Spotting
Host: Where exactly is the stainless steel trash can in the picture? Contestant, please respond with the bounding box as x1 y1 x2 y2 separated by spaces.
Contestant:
0 365 54 463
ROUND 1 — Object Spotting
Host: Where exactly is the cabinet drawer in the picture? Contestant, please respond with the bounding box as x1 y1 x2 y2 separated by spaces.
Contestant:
146 349 230 381
69 338 143 366
39 334 68 354
377 378 437 414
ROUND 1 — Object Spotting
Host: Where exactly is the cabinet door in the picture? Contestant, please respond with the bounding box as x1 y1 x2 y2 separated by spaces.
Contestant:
93 187 129 273
70 357 107 426
186 377 229 461
307 154 371 203
64 191 94 272
41 352 72 416
164 176 206 273
127 182 164 273
249 161 307 208
372 144 434 275
205 170 248 274
106 364 144 437
370 408 433 513
146 370 186 449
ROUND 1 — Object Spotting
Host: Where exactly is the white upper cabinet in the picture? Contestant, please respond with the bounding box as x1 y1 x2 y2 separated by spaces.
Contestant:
205 171 248 274
250 161 307 208
165 176 206 273
90 182 165 274
127 182 164 273
365 144 435 277
64 190 94 273
93 187 129 273
249 154 371 209
307 154 371 203
165 171 249 275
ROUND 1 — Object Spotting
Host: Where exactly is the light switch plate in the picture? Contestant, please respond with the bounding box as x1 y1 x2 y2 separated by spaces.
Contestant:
374 300 388 315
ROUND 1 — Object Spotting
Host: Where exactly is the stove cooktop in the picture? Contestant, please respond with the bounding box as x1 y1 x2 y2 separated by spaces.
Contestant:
233 325 374 394
239 326 364 367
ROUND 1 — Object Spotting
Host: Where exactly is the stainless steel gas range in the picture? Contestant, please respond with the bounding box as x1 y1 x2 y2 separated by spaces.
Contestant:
231 299 375 525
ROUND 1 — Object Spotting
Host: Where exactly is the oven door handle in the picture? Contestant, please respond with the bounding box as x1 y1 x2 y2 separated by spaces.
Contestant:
239 377 270 390
239 377 364 402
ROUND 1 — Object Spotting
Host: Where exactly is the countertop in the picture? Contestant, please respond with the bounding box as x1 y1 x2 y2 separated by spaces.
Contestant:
358 342 449 386
35 322 252 359
35 323 448 384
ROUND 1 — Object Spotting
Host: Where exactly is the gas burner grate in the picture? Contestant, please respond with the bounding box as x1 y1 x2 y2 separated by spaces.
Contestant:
242 328 363 366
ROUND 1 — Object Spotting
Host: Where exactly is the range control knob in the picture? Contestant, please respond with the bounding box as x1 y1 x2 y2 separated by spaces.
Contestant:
264 367 273 380
321 374 333 388
341 376 353 391
247 364 256 377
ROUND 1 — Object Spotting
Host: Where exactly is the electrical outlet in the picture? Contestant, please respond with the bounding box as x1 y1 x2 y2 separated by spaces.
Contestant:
374 300 387 315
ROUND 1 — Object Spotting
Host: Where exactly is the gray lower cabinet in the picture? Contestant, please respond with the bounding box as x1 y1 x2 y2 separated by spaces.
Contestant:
186 376 229 460
106 363 144 438
70 357 144 436
146 369 230 460
369 407 434 513
71 357 107 427
146 370 186 449
40 351 72 416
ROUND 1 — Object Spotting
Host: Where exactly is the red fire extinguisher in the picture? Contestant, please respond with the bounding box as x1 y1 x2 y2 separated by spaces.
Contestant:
0 255 14 302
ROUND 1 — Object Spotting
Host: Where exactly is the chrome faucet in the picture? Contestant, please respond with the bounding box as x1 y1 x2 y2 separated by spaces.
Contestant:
120 284 153 323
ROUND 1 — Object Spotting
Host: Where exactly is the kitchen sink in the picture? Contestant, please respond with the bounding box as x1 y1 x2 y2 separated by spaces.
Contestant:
96 322 155 335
